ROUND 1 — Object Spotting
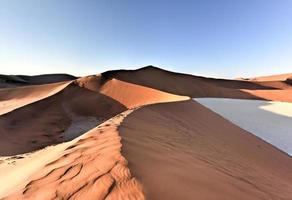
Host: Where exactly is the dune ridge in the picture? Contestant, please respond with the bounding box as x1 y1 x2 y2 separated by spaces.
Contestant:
99 78 189 108
101 66 292 102
1 109 144 200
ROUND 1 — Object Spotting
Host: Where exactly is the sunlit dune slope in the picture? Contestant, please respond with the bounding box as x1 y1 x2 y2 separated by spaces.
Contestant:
99 78 189 108
76 75 189 108
120 100 292 200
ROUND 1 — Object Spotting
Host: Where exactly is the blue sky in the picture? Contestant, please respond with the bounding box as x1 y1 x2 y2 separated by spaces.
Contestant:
0 0 292 78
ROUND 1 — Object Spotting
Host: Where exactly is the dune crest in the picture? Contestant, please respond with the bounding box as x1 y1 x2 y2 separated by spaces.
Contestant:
1 109 144 200
99 78 189 108
101 66 292 102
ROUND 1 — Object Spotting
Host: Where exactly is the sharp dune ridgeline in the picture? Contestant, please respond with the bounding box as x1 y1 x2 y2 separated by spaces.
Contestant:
0 66 291 200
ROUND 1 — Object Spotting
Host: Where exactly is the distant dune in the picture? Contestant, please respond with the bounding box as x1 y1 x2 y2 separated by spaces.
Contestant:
0 74 77 88
101 66 292 102
0 66 291 199
249 73 292 81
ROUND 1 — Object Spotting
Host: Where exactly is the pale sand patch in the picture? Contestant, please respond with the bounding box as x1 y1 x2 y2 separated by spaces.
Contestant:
260 101 292 117
195 98 292 155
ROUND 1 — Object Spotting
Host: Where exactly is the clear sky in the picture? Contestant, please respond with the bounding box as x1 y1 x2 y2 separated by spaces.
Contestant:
1 0 292 78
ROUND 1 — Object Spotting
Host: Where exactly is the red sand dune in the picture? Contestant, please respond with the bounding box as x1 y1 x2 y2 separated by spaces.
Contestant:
0 66 292 200
100 66 292 102
120 100 292 200
0 81 72 115
0 74 77 88
0 83 126 156
249 73 292 81
2 110 144 199
99 78 189 108
76 75 189 108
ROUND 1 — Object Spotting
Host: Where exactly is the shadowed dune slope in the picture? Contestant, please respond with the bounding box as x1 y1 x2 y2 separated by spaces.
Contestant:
1 110 144 200
0 83 126 156
0 74 77 88
119 100 292 200
101 66 292 102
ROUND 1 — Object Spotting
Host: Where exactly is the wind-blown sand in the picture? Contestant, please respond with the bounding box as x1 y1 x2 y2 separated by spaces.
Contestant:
120 100 292 199
195 98 292 155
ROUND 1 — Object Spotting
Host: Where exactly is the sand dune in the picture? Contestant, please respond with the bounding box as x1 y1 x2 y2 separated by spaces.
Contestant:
0 74 77 88
0 81 72 115
99 78 189 108
120 100 292 200
0 83 126 156
101 66 292 102
75 75 189 108
242 89 292 102
249 73 292 81
1 67 292 200
1 110 144 199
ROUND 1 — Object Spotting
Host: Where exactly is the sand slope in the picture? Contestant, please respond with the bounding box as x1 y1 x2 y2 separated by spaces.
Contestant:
0 81 72 115
0 74 77 88
75 75 189 108
1 67 292 200
242 89 292 102
0 83 126 156
120 100 292 200
99 78 189 108
1 110 144 199
249 73 292 81
101 66 292 102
